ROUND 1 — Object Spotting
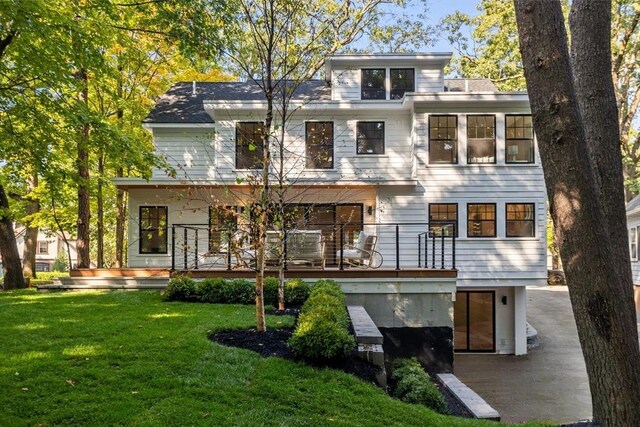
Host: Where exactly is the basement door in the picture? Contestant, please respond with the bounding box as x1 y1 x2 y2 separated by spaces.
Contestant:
454 291 496 352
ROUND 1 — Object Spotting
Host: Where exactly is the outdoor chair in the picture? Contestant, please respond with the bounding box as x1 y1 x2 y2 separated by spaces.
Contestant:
265 230 325 269
337 231 383 268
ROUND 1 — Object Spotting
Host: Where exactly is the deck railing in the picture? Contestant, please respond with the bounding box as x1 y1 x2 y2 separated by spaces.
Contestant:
169 222 456 271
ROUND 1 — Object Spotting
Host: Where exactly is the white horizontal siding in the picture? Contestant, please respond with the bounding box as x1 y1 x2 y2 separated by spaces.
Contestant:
628 211 640 285
331 69 360 100
151 129 216 180
416 67 444 92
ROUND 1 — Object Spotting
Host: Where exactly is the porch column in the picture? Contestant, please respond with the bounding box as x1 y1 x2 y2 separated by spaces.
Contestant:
514 286 527 355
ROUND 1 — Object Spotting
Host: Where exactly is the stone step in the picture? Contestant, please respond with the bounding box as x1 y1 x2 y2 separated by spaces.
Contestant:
347 305 384 344
437 373 500 421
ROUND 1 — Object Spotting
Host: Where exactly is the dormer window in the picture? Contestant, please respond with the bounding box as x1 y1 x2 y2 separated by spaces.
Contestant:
361 69 386 100
390 68 415 99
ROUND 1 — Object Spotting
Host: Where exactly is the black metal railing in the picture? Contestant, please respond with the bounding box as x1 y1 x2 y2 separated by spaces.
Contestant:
169 222 456 271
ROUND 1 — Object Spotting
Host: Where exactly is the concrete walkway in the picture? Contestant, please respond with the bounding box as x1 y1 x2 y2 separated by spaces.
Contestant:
454 286 592 424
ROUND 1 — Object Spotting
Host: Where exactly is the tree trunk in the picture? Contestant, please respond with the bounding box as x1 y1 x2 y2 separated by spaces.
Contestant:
96 153 104 268
0 184 25 290
22 174 39 279
75 68 91 269
115 167 125 268
514 1 640 425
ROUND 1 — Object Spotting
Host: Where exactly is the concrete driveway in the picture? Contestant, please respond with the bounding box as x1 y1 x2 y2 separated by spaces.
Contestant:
454 286 592 424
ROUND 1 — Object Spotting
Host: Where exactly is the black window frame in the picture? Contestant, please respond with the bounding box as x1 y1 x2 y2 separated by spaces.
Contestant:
139 206 168 254
361 68 386 100
305 121 334 169
208 206 239 253
467 203 497 238
505 203 536 238
356 121 385 155
429 115 458 164
428 203 458 237
467 115 496 164
390 68 415 100
505 114 535 164
235 121 264 170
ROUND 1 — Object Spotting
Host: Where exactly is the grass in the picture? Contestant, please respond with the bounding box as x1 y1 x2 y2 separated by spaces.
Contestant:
0 290 544 426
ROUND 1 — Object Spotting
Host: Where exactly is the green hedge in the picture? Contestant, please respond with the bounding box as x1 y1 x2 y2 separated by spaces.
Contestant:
289 279 354 361
391 358 448 414
163 276 310 306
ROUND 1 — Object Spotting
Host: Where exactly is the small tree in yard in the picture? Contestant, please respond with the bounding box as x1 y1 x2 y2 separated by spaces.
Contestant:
514 0 640 425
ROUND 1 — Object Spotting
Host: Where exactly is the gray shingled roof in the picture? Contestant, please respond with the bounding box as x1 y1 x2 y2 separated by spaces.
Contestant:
627 195 640 212
144 78 499 123
144 80 330 123
444 78 498 92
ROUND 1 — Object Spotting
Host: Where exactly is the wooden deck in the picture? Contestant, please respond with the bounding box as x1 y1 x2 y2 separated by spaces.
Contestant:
70 267 457 280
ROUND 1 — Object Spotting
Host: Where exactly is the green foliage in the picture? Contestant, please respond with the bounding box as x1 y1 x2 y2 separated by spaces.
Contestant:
309 279 345 303
289 280 354 361
198 277 227 303
51 253 69 272
392 358 448 415
163 276 198 302
224 279 255 304
284 278 310 306
263 276 279 306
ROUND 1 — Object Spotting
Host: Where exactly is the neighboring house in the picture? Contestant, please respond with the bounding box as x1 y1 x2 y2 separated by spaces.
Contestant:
625 196 640 312
114 53 547 356
0 227 79 274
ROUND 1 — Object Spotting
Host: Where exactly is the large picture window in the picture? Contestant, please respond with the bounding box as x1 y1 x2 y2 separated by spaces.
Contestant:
390 68 415 99
236 122 264 169
506 115 534 163
429 203 458 236
140 206 168 254
467 204 496 237
467 115 496 164
506 203 535 237
305 122 334 169
356 121 385 154
361 69 386 100
429 115 458 164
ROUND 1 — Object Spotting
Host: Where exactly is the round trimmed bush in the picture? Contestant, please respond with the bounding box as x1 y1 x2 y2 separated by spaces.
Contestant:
163 276 197 301
289 318 355 360
284 278 310 306
224 279 255 304
310 279 345 303
392 358 448 414
199 278 226 303
263 277 279 306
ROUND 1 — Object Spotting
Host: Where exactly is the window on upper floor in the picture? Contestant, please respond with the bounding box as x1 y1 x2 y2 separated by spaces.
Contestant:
467 115 496 164
140 206 168 254
305 122 334 169
506 115 534 164
390 68 415 99
631 227 638 261
506 203 535 237
429 115 458 164
37 241 49 255
236 122 264 169
429 203 458 237
467 203 496 237
361 69 386 100
356 121 385 154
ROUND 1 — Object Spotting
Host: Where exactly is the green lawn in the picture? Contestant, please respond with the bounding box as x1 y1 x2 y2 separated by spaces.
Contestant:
0 290 537 426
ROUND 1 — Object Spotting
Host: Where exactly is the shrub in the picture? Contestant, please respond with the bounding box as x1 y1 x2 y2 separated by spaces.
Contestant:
391 358 448 414
199 278 226 303
289 279 354 361
284 278 310 306
224 279 255 304
263 276 279 306
164 276 198 302
309 279 345 303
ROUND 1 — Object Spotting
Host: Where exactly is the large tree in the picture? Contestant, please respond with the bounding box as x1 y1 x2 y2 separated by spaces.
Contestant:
514 0 640 425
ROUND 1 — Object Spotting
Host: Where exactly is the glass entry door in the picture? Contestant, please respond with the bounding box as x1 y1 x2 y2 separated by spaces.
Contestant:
454 291 495 352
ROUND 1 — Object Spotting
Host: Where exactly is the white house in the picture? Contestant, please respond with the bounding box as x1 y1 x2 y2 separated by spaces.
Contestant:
625 196 640 312
113 53 547 358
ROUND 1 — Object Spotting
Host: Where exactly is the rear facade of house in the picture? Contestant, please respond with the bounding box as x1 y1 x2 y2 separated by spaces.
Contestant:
115 53 547 356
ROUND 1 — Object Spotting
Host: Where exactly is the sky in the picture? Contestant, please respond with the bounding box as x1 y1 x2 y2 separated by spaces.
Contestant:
427 0 479 51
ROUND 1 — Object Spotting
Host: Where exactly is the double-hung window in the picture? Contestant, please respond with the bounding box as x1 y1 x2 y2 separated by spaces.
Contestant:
356 121 385 154
236 122 264 169
631 227 638 261
506 115 534 163
390 68 415 99
429 115 458 164
506 203 535 237
209 206 238 253
361 69 386 100
305 122 334 169
467 204 496 237
429 203 458 236
140 206 168 254
467 115 496 164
